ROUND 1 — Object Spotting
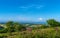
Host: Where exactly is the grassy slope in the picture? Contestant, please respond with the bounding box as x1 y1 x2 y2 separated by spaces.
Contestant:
0 27 60 38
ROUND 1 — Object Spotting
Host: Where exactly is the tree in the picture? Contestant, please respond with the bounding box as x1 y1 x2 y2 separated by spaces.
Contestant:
13 22 20 32
6 21 14 32
13 22 26 31
47 19 60 27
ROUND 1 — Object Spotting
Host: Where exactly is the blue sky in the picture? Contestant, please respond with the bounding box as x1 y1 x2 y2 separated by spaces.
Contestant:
0 0 60 22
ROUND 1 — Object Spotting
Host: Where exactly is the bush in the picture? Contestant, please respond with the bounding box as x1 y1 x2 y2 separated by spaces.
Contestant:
0 35 7 38
0 28 8 33
47 19 60 27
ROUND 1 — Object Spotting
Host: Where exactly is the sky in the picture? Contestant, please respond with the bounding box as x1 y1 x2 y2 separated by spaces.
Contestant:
0 0 60 22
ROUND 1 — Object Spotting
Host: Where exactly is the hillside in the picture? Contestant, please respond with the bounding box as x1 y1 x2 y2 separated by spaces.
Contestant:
0 27 60 38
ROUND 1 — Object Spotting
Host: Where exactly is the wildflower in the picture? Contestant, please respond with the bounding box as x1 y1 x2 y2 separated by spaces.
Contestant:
55 27 59 32
26 27 32 32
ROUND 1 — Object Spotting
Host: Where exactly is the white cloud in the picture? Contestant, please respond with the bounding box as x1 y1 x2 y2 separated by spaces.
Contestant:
36 5 44 9
19 5 44 9
38 18 43 21
19 6 28 8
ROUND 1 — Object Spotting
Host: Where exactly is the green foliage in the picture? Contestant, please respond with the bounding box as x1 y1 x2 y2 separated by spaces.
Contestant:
0 27 60 38
13 22 20 32
47 19 60 27
5 21 26 33
1 19 60 38
14 22 26 31
0 36 7 38
0 28 8 33
6 21 14 27
40 25 49 29
6 21 14 33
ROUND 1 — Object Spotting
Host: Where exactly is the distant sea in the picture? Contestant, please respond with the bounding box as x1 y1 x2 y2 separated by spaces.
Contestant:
20 22 46 24
0 21 46 24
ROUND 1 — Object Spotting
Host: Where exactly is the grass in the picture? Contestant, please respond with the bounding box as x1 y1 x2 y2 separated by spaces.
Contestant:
0 27 60 38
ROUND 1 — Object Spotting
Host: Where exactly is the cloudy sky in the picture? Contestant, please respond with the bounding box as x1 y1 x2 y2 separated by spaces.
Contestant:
0 0 60 22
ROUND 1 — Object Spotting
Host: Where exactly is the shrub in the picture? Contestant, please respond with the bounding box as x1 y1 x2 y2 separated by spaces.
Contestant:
0 28 8 33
